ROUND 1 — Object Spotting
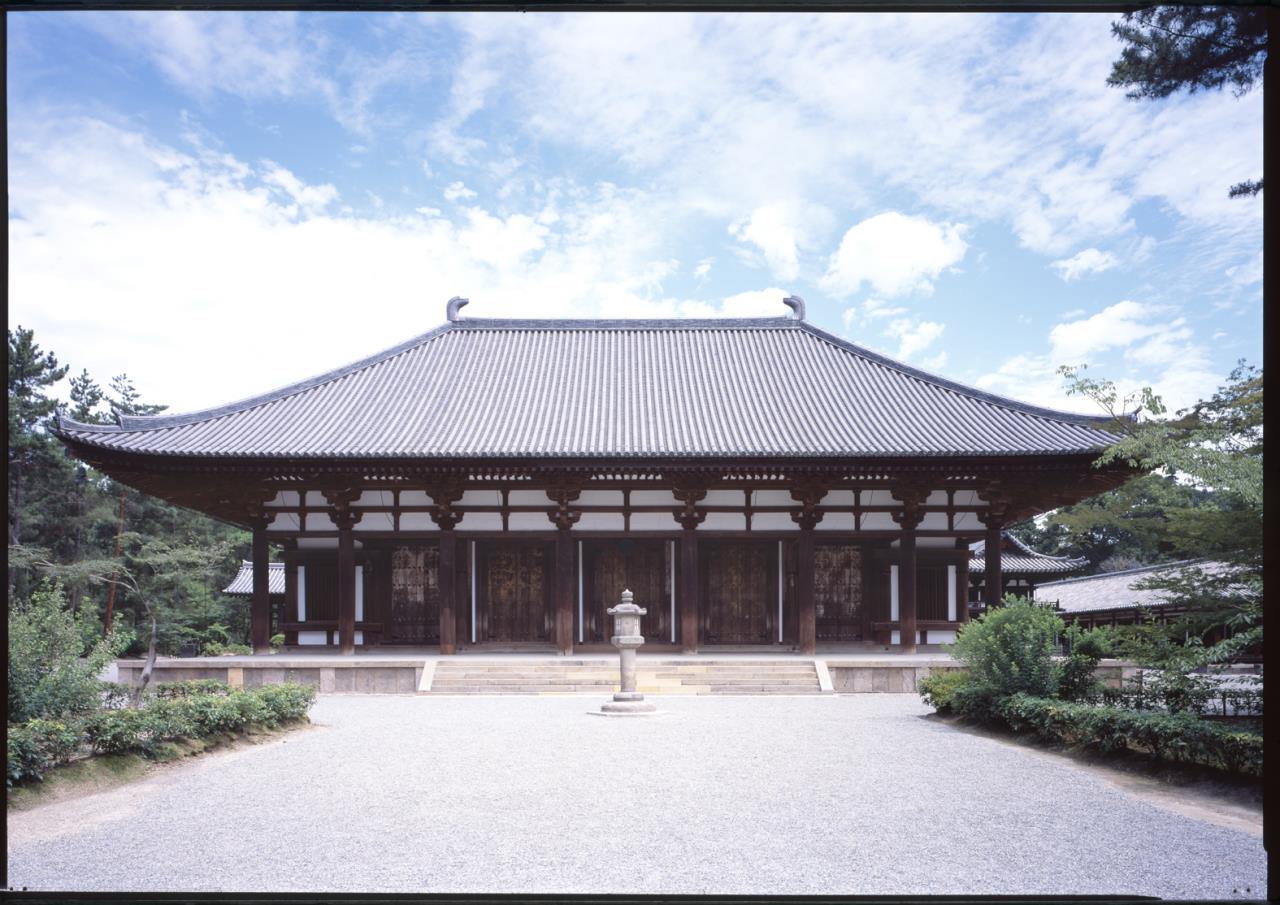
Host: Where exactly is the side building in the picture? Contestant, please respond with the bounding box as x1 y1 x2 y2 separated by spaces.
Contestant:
54 298 1135 656
968 531 1087 615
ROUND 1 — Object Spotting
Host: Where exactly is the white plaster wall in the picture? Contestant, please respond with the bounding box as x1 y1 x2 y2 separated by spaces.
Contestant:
918 513 949 531
925 490 949 505
461 490 502 506
298 631 328 645
952 512 982 530
862 490 897 506
928 630 957 644
355 490 393 507
861 513 896 530
579 490 624 506
267 490 301 507
355 513 395 532
297 538 338 549
703 490 746 506
630 490 679 506
917 537 958 548
816 513 856 531
823 490 856 506
508 513 549 531
461 513 503 531
309 513 338 532
398 513 438 531
268 512 300 532
400 490 432 507
751 513 796 531
507 490 548 506
629 513 681 531
577 513 625 531
952 490 985 507
702 513 746 531
751 490 793 506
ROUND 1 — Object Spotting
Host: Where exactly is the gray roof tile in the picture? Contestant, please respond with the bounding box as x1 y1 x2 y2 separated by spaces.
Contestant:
223 560 285 596
56 315 1122 459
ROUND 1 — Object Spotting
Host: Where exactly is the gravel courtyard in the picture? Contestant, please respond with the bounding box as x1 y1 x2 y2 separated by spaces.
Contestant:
6 694 1265 897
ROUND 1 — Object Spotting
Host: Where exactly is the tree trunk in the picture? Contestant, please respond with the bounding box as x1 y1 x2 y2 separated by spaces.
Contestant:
132 609 158 706
9 457 22 547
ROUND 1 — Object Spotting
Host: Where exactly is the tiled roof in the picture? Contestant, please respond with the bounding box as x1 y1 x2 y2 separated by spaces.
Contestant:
969 531 1088 575
223 560 285 596
55 310 1122 460
1034 560 1227 614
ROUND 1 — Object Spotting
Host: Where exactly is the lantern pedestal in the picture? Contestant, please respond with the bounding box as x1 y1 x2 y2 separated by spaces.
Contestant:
597 589 657 716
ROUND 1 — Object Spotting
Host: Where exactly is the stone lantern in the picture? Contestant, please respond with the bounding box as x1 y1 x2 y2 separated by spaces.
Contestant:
599 589 656 715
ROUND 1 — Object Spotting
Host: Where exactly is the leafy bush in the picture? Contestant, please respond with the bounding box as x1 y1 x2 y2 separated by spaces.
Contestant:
8 581 132 723
6 719 83 787
269 633 286 651
951 595 1063 699
1058 625 1110 702
150 679 231 699
996 694 1262 776
918 669 968 713
253 683 316 724
82 708 150 754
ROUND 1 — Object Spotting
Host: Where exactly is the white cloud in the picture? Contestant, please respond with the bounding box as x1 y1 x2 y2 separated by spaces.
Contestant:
1048 300 1172 363
727 202 821 282
884 318 946 361
693 258 713 281
1050 247 1119 281
821 212 967 299
680 288 791 319
444 181 478 202
260 161 339 214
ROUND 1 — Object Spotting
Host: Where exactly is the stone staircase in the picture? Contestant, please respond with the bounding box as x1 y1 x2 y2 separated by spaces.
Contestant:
426 659 825 695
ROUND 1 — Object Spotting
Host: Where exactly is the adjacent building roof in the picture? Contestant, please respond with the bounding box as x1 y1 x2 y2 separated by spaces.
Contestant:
55 308 1122 460
223 560 286 596
1034 560 1226 614
969 531 1088 576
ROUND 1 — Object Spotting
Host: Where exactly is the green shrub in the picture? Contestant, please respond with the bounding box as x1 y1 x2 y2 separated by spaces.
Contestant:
996 694 1263 776
269 633 286 651
150 679 231 699
8 580 133 723
254 683 316 724
951 595 1063 699
1058 625 1110 702
82 708 150 755
918 669 969 713
6 719 83 787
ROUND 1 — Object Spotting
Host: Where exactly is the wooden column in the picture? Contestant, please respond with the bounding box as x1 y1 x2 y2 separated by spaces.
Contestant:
673 483 707 654
554 528 575 655
955 538 971 624
438 530 457 655
428 485 464 655
892 487 927 654
983 514 1004 608
790 485 825 656
679 527 700 653
335 513 357 654
323 487 362 655
284 555 299 646
546 484 581 656
250 518 271 654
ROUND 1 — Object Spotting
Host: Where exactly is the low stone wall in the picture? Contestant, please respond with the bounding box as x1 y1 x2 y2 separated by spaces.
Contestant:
825 660 965 694
115 658 425 694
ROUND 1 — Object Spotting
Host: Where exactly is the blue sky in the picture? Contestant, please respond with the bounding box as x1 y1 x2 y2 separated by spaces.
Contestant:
8 11 1263 417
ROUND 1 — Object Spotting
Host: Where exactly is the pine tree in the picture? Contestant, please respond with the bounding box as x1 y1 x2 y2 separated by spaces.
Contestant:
8 328 69 547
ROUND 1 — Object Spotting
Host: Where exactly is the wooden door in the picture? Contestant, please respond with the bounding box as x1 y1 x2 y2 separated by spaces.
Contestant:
388 545 439 644
585 540 670 643
702 541 775 644
479 541 550 642
815 544 863 642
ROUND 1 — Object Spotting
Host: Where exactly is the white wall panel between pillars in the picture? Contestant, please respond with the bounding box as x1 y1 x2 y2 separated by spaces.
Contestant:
669 541 676 643
297 566 307 621
399 513 438 531
918 513 949 531
630 513 682 531
267 491 301 507
577 513 625 531
470 540 477 644
752 513 797 531
268 512 300 532
918 537 959 548
507 513 549 530
355 566 364 622
861 513 897 530
308 513 339 532
507 490 548 506
822 490 856 506
298 631 327 645
355 490 393 507
861 490 897 506
579 490 625 505
751 490 793 506
297 538 339 549
578 540 584 644
925 490 949 505
460 490 502 506
354 513 395 532
952 490 986 507
630 490 679 506
947 565 957 621
461 513 502 531
702 490 746 505
890 565 899 621
952 512 982 530
400 490 432 506
701 513 746 530
816 513 856 531
777 541 784 643
929 631 957 644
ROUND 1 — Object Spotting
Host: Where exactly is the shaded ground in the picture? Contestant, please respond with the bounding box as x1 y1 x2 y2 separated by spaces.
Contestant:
5 694 1266 897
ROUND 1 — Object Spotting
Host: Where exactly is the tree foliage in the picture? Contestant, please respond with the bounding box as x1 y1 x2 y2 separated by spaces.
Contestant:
1108 6 1266 198
7 328 250 658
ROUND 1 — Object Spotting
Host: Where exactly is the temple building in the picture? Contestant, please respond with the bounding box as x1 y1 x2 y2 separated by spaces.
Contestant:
967 531 1088 615
54 296 1134 656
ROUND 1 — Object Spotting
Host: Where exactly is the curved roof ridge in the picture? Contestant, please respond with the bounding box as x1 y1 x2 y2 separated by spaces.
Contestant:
1037 557 1214 588
797 322 1123 429
55 323 454 435
450 315 801 330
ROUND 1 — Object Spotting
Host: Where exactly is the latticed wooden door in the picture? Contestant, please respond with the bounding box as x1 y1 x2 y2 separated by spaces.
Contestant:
480 542 550 642
586 540 669 642
702 541 774 644
815 544 863 642
389 545 440 644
